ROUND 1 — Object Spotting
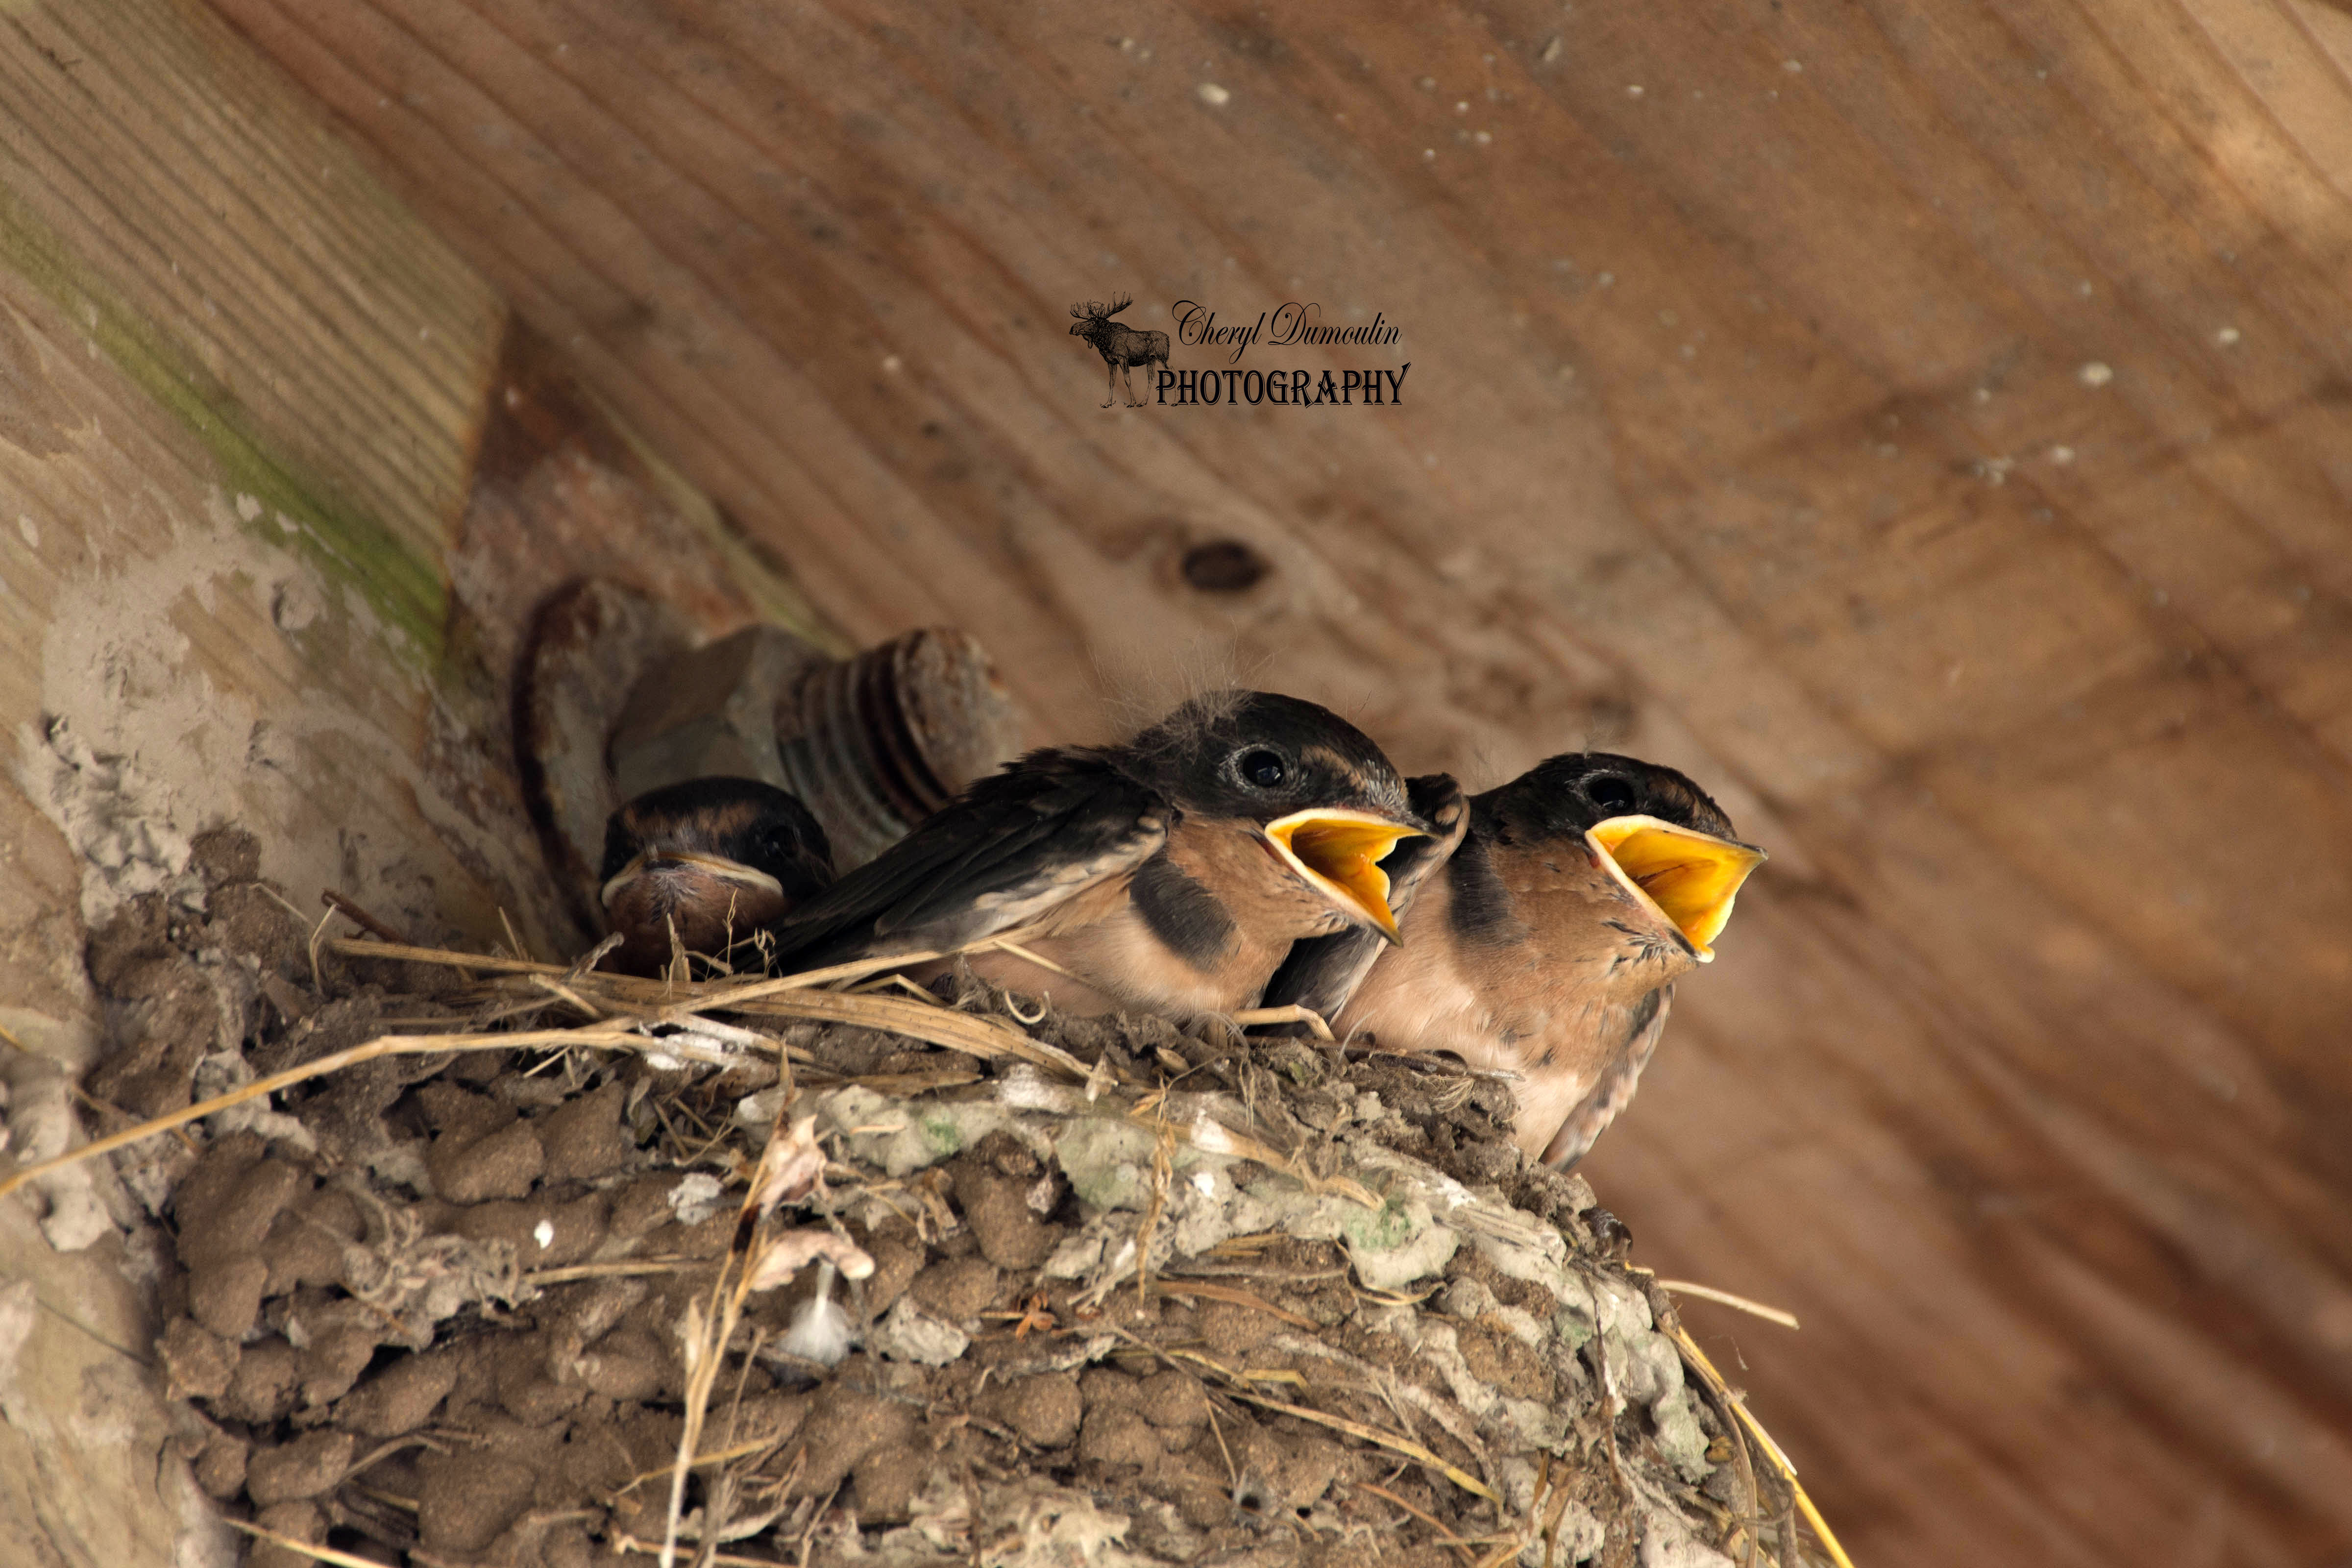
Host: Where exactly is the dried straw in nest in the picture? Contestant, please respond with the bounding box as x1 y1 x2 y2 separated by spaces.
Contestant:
3 914 1852 1568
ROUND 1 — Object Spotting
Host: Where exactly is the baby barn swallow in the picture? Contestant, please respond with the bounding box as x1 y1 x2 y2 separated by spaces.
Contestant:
598 777 835 977
1262 770 1469 1020
1274 754 1764 1168
760 691 1432 1022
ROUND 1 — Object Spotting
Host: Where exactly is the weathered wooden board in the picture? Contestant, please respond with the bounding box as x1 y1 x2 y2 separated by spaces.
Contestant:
197 0 2352 1562
0 1 833 1559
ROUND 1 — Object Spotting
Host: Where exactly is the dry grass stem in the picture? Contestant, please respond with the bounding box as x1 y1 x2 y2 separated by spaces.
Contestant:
1669 1324 1856 1568
530 974 605 1019
1148 1278 1318 1329
1133 1120 1176 1301
498 907 536 964
1359 1480 1478 1564
1227 1389 1498 1501
658 1058 824 1568
1229 1004 1335 1041
984 938 1080 981
1205 1402 1239 1489
327 937 552 974
1655 1280 1801 1330
0 1028 645 1201
619 1434 795 1494
522 1258 710 1286
0 929 1105 1203
719 990 1087 1077
320 889 408 945
610 1535 792 1567
1170 1115 1382 1210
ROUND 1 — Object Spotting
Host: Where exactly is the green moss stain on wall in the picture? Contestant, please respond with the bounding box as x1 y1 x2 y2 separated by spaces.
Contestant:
0 185 447 662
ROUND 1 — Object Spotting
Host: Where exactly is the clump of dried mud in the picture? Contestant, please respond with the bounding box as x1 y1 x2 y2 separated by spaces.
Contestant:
34 833 1789 1568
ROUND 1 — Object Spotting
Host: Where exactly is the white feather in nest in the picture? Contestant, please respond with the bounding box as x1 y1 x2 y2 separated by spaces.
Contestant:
777 1259 855 1366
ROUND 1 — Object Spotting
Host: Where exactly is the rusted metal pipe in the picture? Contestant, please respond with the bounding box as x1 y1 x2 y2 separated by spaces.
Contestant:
609 623 1022 870
769 626 1021 868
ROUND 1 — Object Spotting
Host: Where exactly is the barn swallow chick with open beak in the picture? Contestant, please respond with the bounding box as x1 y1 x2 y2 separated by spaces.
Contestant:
1262 770 1469 1021
760 691 1433 1022
1270 753 1764 1168
598 777 835 977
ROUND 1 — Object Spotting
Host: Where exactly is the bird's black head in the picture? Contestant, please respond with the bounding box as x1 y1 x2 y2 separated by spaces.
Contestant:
599 777 834 900
595 778 835 977
1478 752 1761 960
1127 691 1429 939
1482 753 1737 844
1126 690 1416 825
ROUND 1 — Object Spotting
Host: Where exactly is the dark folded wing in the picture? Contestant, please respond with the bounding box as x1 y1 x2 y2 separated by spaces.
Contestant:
760 747 1169 969
1537 983 1673 1170
1260 772 1468 1021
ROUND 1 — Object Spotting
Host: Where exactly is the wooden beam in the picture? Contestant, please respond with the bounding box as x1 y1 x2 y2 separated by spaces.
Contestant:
203 1 2352 1562
0 5 832 1559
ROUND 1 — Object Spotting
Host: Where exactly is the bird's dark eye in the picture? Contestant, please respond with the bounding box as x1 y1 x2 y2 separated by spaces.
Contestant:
1587 776 1638 816
1239 749 1288 788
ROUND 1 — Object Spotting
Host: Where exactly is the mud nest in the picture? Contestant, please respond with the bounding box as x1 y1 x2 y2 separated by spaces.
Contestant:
32 831 1827 1568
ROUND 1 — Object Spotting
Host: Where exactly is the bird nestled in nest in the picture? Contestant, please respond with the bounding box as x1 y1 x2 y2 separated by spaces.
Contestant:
592 703 1763 1168
1266 753 1764 1168
595 777 835 978
755 689 1439 1020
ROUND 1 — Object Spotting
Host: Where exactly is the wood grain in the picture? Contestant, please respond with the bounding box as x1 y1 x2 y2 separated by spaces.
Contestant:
43 0 2352 1560
0 4 829 1558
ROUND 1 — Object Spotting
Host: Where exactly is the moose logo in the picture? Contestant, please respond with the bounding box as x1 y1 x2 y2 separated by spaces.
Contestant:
1069 295 1169 408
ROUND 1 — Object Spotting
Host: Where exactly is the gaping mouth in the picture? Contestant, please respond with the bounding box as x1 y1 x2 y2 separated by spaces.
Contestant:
600 851 786 910
1263 808 1424 942
1585 815 1766 962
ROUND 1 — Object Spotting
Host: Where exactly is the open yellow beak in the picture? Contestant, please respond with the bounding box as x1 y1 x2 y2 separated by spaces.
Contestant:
1585 815 1766 962
600 851 785 910
1263 808 1423 942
